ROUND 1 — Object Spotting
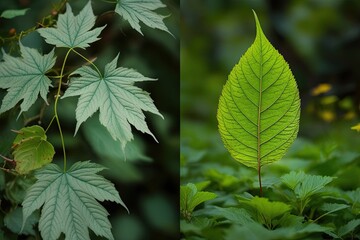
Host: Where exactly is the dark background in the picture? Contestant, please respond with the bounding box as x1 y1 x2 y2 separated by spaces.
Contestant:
0 0 179 239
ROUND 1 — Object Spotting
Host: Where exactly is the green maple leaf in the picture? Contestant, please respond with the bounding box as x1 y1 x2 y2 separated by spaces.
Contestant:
115 0 172 36
22 161 128 240
62 54 163 149
37 1 105 49
0 43 55 115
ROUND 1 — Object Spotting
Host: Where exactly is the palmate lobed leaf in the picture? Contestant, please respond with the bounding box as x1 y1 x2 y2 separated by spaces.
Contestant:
22 161 128 240
62 54 163 150
217 11 300 170
0 43 55 116
115 0 172 36
37 1 105 49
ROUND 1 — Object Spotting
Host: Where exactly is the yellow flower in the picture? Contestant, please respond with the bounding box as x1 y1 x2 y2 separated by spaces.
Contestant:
311 83 332 96
319 110 335 122
351 123 360 132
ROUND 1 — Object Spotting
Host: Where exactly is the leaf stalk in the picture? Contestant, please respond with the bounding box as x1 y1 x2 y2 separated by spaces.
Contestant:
71 49 103 78
55 48 72 172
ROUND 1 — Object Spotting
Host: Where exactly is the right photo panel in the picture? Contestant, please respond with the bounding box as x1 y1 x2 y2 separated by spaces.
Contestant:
181 1 360 239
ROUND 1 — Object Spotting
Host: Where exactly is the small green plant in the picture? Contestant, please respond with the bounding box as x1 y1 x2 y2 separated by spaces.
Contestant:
217 11 300 195
0 0 173 239
180 181 217 221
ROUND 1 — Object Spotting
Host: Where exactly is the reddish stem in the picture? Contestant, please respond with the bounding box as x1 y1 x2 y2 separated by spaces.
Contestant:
258 166 263 196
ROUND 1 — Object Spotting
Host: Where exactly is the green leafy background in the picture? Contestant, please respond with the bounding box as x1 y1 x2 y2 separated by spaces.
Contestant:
0 0 179 239
181 0 360 239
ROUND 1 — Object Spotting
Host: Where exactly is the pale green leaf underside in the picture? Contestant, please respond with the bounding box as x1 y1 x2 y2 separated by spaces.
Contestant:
62 54 163 149
38 1 105 49
13 126 55 175
0 43 55 116
115 0 172 36
22 161 128 240
217 12 300 169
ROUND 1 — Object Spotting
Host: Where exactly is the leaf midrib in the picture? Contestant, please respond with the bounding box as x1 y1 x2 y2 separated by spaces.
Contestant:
257 33 263 172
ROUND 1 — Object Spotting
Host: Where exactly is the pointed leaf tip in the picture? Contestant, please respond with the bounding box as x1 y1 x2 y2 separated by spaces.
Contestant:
252 10 265 40
37 1 105 49
22 161 128 240
63 54 162 149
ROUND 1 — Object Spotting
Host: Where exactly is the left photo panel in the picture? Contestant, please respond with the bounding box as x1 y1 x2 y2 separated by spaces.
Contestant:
0 0 179 239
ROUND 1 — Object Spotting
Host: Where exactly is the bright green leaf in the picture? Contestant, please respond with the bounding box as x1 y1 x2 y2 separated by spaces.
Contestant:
37 1 105 49
194 181 211 191
62 54 163 150
338 219 360 237
1 8 29 19
22 161 128 240
115 0 172 36
13 125 45 145
12 126 55 175
281 171 334 200
280 171 306 190
238 196 291 229
0 43 55 116
217 11 300 170
180 183 217 220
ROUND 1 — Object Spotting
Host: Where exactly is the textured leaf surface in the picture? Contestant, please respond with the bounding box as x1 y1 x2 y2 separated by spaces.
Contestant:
12 126 55 175
38 1 105 49
217 12 300 170
115 0 172 35
180 183 217 216
281 171 333 200
338 219 360 237
214 207 255 225
238 196 291 227
62 54 163 149
22 161 128 240
0 43 55 115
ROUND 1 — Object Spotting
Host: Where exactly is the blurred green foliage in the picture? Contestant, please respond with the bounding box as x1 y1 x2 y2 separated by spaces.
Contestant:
181 0 360 239
0 0 179 239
